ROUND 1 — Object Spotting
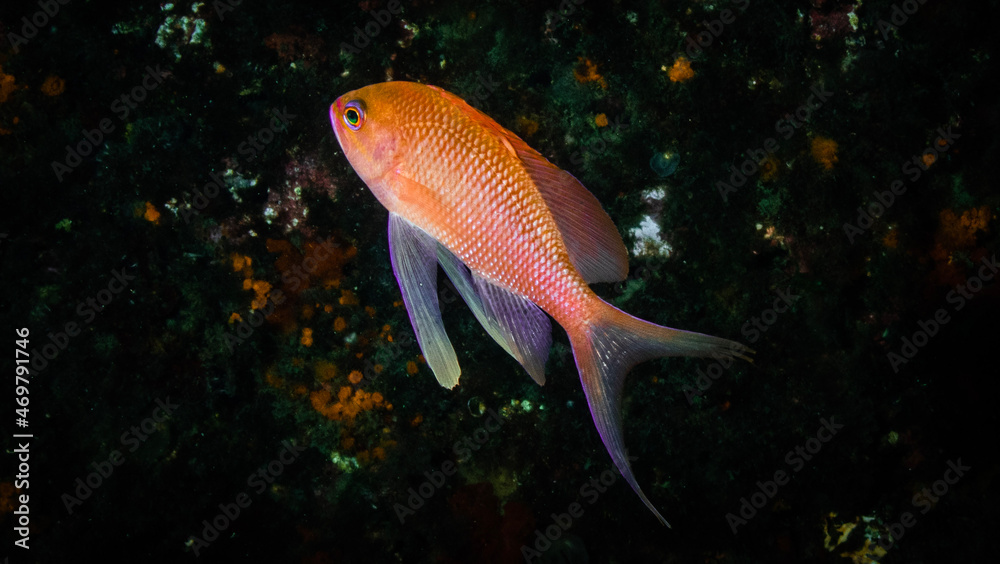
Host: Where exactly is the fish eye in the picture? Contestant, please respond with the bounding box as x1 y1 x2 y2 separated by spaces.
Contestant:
343 101 365 131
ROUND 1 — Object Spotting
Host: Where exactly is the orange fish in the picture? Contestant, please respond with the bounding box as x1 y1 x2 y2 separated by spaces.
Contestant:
330 81 750 526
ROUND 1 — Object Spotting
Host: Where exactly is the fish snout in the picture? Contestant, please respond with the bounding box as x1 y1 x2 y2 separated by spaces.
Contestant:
329 99 342 133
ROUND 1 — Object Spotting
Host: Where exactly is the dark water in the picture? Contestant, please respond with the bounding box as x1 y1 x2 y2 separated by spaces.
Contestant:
1 0 997 562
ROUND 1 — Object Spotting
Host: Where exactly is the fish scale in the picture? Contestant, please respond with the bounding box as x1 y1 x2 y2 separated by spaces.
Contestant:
331 81 753 527
405 104 578 318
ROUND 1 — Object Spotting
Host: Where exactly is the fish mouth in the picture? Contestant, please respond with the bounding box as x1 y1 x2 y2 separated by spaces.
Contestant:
329 97 346 146
329 98 342 132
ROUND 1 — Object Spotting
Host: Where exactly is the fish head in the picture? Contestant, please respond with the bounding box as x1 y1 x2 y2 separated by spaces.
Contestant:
330 83 410 208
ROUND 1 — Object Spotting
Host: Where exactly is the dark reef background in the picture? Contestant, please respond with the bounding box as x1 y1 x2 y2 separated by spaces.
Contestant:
1 0 998 562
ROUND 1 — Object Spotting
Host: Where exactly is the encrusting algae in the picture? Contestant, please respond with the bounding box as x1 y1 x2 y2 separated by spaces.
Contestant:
40 75 65 97
229 252 276 310
811 136 839 170
238 234 429 473
668 56 695 83
0 66 25 104
936 206 991 250
0 482 18 514
574 57 608 88
309 384 390 426
143 202 162 224
928 205 994 286
1 65 25 135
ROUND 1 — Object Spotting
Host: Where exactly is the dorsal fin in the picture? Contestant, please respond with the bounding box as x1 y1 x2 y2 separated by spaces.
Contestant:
429 86 629 283
513 148 629 283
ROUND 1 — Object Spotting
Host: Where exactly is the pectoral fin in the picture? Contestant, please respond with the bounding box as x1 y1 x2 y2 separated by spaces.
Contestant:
388 213 461 388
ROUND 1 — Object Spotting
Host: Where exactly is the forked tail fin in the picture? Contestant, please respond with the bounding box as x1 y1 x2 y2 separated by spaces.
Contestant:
569 299 753 528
